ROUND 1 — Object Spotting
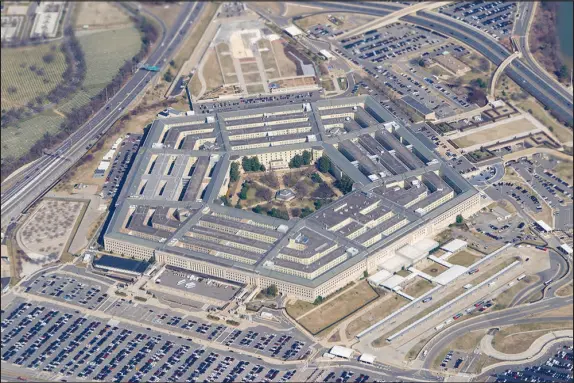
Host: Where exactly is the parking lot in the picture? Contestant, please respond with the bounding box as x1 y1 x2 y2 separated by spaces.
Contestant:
488 343 573 382
101 299 311 361
508 157 573 230
335 24 476 121
195 91 321 114
438 1 517 39
102 134 142 200
22 273 112 311
1 297 304 383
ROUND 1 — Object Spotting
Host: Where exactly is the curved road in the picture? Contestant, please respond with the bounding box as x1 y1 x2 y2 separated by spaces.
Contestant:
0 2 205 229
306 2 573 124
421 295 574 370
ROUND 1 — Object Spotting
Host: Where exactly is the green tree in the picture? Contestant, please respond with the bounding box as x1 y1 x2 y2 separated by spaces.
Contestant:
229 162 240 182
163 70 173 82
242 156 252 172
220 195 231 206
169 59 176 68
363 270 368 278
302 150 312 165
418 59 425 67
239 184 249 200
335 174 354 194
313 296 323 305
557 65 569 81
266 284 278 297
455 214 464 224
289 154 303 168
317 155 331 173
300 207 314 218
310 173 322 184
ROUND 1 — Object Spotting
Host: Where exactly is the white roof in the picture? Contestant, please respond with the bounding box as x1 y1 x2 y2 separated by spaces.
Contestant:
536 220 552 232
103 149 116 160
397 245 426 262
433 265 468 286
414 238 439 253
320 49 334 59
285 25 304 36
367 269 392 285
329 346 354 358
560 243 573 254
359 353 376 363
381 274 405 290
440 239 468 253
97 161 110 171
382 254 411 272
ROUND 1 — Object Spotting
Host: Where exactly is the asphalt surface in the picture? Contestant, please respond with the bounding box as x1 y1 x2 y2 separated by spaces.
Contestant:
0 2 205 229
421 295 574 370
306 1 573 124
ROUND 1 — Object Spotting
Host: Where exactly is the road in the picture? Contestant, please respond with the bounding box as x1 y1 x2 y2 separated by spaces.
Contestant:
0 2 205 229
421 295 574 370
513 2 573 99
306 1 573 124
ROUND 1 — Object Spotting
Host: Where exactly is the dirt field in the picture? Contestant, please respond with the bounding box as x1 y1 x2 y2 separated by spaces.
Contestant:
200 50 224 91
402 278 434 298
453 119 540 148
217 50 236 76
271 41 298 78
240 62 260 73
74 2 131 29
298 281 379 334
492 322 573 354
345 293 408 339
243 72 262 84
246 84 265 94
448 250 482 267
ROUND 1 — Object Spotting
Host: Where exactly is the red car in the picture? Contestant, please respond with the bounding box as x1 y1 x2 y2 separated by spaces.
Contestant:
453 313 463 320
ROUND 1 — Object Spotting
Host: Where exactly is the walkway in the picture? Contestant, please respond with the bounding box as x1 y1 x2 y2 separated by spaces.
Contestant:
480 330 573 361
490 51 521 100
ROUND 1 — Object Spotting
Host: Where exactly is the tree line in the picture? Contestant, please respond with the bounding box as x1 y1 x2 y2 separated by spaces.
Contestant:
1 13 159 181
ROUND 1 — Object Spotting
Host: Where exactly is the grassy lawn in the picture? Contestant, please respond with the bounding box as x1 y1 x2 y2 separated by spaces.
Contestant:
556 281 573 297
421 263 449 277
448 250 482 267
430 329 488 368
492 276 537 310
246 84 265 95
345 294 408 339
1 25 141 162
402 278 434 298
298 281 379 334
172 2 219 72
453 118 539 148
396 269 411 277
1 43 67 111
492 322 573 354
555 161 573 184
321 78 335 91
285 300 315 319
243 72 262 84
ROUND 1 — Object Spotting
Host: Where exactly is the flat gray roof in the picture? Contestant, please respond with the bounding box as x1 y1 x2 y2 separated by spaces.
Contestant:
104 96 478 288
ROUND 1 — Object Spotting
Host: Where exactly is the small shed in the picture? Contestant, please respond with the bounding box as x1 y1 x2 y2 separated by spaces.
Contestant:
329 346 354 359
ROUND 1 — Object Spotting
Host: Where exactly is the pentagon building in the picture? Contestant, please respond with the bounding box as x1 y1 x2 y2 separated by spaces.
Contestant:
104 96 481 301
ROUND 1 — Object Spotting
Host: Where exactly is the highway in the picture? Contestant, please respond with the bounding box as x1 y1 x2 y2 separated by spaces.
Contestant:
0 2 205 229
307 2 573 124
421 295 574 370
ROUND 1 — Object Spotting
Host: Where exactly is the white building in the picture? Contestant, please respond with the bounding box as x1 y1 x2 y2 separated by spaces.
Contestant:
329 346 354 359
440 239 468 254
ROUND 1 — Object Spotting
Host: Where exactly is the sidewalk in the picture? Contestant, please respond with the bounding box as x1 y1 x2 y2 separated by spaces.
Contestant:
480 330 573 361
